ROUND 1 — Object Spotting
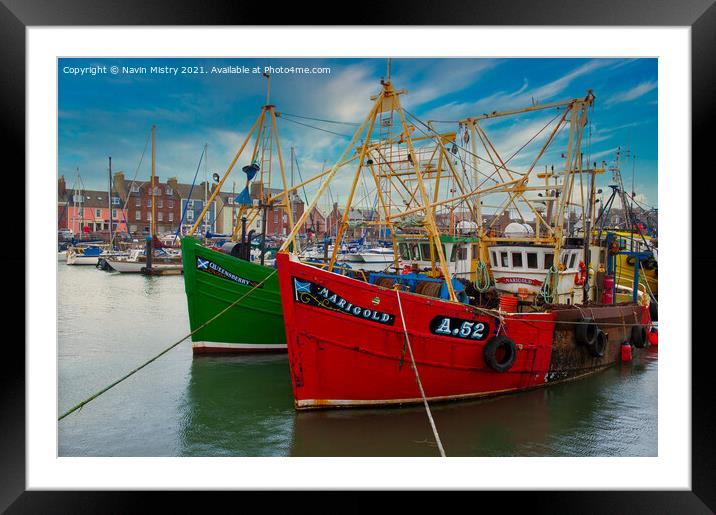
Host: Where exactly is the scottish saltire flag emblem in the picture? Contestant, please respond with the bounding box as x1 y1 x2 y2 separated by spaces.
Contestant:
195 256 262 288
294 279 311 293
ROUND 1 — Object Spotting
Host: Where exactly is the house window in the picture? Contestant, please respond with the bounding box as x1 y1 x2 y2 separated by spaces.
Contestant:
135 211 141 221
168 213 174 222
95 209 101 218
168 200 173 209
154 187 162 196
158 200 163 209
187 200 194 209
158 212 163 222
147 213 152 221
112 209 117 219
187 211 194 222
166 187 173 195
112 197 121 205
135 198 141 207
130 184 140 193
527 252 538 269
227 197 233 205
148 199 152 208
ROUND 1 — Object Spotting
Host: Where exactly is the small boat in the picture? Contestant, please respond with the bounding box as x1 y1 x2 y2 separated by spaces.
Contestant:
66 245 103 265
105 247 182 273
358 246 395 264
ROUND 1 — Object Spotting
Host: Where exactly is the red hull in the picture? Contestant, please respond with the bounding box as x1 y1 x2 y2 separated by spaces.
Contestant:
277 253 560 409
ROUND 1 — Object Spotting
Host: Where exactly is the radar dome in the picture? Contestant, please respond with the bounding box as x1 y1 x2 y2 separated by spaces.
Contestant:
504 222 535 238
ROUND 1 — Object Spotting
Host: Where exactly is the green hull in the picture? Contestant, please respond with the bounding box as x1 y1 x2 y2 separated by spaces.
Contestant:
181 237 285 352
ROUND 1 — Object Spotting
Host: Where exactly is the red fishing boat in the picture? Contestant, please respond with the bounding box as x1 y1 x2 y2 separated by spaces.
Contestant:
277 253 649 409
275 72 655 410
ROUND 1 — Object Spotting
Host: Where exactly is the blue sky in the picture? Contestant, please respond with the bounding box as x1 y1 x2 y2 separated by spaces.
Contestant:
58 57 657 214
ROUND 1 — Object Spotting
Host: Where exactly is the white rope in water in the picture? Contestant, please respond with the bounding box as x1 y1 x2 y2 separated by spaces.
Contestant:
394 287 447 458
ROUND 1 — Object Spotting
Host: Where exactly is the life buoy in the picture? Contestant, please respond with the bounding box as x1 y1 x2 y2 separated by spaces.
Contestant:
574 260 587 285
576 317 598 346
483 335 517 372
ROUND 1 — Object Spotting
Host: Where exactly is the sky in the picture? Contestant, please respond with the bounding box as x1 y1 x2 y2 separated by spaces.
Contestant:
58 57 658 216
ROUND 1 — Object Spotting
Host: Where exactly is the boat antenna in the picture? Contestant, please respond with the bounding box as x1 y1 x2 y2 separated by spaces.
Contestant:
263 72 271 105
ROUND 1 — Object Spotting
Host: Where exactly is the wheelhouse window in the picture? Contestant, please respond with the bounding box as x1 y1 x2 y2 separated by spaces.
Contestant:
544 252 554 269
410 244 421 260
511 252 523 268
527 252 538 269
420 243 432 261
491 251 498 267
398 243 411 260
500 251 509 268
569 253 577 269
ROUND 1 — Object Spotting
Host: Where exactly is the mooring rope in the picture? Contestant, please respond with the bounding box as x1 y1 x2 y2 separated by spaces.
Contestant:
394 286 447 457
58 269 278 421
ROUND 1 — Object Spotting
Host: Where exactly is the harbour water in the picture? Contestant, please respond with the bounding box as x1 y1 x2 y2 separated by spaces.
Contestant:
58 263 658 457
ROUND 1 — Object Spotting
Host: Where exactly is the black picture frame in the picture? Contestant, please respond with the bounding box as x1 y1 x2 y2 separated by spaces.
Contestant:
4 1 711 511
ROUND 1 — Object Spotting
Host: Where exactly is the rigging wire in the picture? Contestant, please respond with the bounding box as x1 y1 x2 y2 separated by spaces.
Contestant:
279 112 360 126
278 115 353 138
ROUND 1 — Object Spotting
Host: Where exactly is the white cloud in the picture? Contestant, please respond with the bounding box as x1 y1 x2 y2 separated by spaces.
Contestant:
604 81 657 106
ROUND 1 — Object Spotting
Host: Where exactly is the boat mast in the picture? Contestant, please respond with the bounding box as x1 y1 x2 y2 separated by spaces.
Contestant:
151 125 156 245
204 142 208 236
108 156 113 248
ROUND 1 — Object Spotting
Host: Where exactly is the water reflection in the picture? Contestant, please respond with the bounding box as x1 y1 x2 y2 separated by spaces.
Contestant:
179 350 657 457
179 354 295 456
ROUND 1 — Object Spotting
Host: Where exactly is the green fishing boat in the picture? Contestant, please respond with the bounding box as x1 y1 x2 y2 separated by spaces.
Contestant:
181 236 285 353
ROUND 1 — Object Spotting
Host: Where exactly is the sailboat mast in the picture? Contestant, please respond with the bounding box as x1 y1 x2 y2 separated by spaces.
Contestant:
204 142 208 236
151 125 156 241
108 156 113 247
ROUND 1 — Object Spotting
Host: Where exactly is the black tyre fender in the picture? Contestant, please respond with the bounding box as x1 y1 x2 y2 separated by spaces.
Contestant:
483 335 517 372
642 257 657 271
632 324 649 349
649 297 658 322
576 318 598 346
626 255 636 266
589 330 607 357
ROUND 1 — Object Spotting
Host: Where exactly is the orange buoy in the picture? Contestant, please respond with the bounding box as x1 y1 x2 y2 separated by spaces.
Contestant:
648 329 658 346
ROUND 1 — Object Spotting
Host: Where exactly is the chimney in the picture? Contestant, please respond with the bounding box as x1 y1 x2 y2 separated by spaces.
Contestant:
167 176 178 196
113 171 126 200
58 175 66 197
